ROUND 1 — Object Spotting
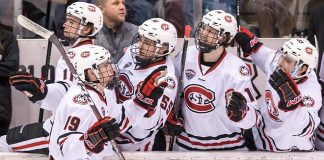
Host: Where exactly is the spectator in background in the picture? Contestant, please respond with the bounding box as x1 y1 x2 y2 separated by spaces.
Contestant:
125 0 156 26
0 23 19 136
307 3 324 151
252 0 294 38
95 0 138 62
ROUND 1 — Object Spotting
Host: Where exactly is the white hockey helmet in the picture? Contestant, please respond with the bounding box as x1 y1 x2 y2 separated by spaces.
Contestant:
202 10 237 42
66 2 103 36
279 38 318 78
131 18 177 66
195 10 238 52
67 45 119 89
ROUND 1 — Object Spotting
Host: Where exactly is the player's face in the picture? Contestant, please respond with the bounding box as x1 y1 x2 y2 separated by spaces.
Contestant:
101 0 126 24
138 36 158 60
63 15 81 38
199 24 219 46
98 61 116 87
277 54 297 74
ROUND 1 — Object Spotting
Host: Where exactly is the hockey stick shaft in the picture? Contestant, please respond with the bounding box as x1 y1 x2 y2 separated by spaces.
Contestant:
17 15 126 160
38 41 52 123
168 25 191 151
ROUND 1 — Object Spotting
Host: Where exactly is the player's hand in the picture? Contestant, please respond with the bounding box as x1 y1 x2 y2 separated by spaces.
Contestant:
269 69 302 111
225 91 249 122
234 26 263 57
83 117 120 154
163 112 184 136
134 66 168 110
9 71 48 103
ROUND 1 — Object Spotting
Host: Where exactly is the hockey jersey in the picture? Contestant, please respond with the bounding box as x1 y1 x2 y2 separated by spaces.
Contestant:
251 46 322 151
315 108 324 150
113 47 178 151
49 85 132 160
173 46 257 151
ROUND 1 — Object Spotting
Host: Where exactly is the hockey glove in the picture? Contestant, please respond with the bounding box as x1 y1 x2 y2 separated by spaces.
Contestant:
9 71 48 103
163 112 184 136
83 117 120 154
234 26 263 57
134 66 168 111
269 69 302 112
226 91 249 122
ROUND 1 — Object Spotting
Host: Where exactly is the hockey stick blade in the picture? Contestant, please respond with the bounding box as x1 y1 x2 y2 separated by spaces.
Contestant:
17 15 126 160
17 15 53 39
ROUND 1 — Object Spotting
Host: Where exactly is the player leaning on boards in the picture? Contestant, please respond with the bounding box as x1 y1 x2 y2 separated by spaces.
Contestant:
0 2 103 154
165 10 257 151
235 26 321 151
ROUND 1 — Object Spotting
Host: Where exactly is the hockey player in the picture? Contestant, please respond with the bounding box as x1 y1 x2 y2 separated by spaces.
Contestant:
113 18 178 151
316 108 324 150
166 10 257 151
49 45 120 159
235 26 322 151
1 2 103 154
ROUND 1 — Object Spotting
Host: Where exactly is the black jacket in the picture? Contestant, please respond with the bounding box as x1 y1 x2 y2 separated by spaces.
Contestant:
0 29 19 123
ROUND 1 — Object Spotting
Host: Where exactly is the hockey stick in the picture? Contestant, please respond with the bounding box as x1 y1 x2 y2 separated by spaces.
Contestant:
17 15 126 160
38 41 52 123
168 25 191 151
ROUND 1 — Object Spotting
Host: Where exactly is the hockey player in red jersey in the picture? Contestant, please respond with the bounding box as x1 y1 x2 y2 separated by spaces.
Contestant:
166 10 257 151
235 26 321 151
0 2 104 154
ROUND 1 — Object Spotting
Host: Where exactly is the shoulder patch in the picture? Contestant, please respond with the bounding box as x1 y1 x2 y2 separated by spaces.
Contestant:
185 69 196 80
239 65 250 76
165 77 176 89
302 95 315 107
72 94 88 105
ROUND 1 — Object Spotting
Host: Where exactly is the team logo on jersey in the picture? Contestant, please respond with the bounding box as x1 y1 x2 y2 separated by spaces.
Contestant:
264 90 281 122
87 5 96 12
117 73 134 102
165 77 176 89
184 84 215 113
302 95 315 107
305 47 313 55
239 65 250 76
81 51 90 58
224 15 232 23
161 24 169 30
185 69 196 80
67 51 76 59
72 94 88 105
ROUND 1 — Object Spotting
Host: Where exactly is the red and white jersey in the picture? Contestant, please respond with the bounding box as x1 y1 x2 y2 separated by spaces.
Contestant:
173 46 257 151
49 85 132 159
113 48 178 151
316 108 324 151
251 46 322 151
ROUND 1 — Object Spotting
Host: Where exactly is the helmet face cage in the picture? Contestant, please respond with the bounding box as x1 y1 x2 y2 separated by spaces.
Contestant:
61 14 87 45
131 33 162 66
95 60 119 90
194 22 228 53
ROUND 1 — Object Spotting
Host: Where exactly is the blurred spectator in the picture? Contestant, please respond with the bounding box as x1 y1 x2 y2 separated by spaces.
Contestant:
155 0 185 37
125 0 156 26
0 24 19 136
95 0 138 62
0 0 13 31
253 0 294 37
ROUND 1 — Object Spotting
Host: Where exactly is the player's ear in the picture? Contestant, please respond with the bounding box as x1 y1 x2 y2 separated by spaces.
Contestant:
82 23 93 36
